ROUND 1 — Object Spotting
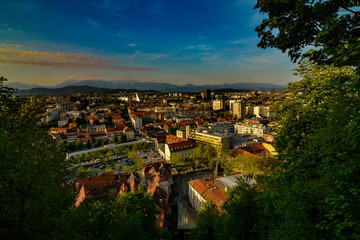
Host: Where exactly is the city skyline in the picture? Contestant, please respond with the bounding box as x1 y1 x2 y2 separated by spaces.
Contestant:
0 0 298 87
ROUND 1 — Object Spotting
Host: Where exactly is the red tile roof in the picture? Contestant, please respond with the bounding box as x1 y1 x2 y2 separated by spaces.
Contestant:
168 140 197 153
165 135 187 143
189 178 228 210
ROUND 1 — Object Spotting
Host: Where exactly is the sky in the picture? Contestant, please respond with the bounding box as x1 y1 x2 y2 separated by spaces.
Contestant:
0 0 298 86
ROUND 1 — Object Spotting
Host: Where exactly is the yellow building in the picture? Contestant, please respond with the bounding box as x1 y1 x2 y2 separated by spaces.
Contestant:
194 132 230 150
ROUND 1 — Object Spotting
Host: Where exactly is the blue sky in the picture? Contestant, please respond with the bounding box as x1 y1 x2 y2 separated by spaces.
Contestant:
0 0 298 86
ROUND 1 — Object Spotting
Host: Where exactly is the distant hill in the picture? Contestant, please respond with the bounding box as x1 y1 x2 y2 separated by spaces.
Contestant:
5 82 43 90
55 80 285 92
15 86 123 95
10 79 286 94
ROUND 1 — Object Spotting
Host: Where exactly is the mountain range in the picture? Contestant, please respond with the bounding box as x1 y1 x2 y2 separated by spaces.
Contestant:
6 79 286 94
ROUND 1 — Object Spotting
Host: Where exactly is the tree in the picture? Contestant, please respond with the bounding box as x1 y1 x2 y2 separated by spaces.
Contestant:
127 152 145 170
0 77 75 239
112 134 119 143
220 178 260 240
95 140 101 147
230 154 268 181
195 143 217 168
255 0 360 68
76 139 83 150
104 165 113 174
111 184 163 240
77 166 93 179
255 62 360 239
106 151 113 161
119 132 127 143
114 163 122 171
190 199 221 240
167 125 177 135
86 139 92 148
56 141 65 151
66 141 76 152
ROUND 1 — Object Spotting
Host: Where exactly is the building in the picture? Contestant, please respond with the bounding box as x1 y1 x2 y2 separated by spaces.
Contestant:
212 99 224 110
58 117 69 127
130 114 143 130
188 173 254 211
234 122 271 138
45 107 61 123
72 162 172 229
164 140 197 162
156 135 197 161
204 89 211 100
194 131 231 150
246 105 254 116
86 124 106 133
233 100 246 119
253 105 273 118
209 122 235 135
176 129 186 138
122 126 135 140
61 102 73 112
229 99 236 110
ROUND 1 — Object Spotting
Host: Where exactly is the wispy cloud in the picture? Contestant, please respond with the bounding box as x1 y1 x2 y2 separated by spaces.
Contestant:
2 24 23 33
66 74 130 82
186 44 212 51
227 37 258 46
87 18 103 29
0 46 154 70
117 50 169 62
249 11 266 27
129 43 137 47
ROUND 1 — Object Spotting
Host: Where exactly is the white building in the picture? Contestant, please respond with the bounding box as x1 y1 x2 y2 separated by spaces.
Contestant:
130 114 143 130
188 174 255 212
234 122 271 138
165 141 197 162
122 126 135 140
86 124 106 133
156 135 197 162
57 117 69 127
253 106 273 118
212 100 224 110
45 108 61 123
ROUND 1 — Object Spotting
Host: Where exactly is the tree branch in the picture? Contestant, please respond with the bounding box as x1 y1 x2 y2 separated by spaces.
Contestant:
340 6 360 15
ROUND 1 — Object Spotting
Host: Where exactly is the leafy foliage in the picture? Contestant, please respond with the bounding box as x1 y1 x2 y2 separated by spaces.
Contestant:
255 62 360 239
255 0 360 68
190 199 221 240
0 77 75 239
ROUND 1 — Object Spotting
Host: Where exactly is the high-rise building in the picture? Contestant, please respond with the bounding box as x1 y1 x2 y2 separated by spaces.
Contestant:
233 100 246 119
212 99 224 110
204 89 211 100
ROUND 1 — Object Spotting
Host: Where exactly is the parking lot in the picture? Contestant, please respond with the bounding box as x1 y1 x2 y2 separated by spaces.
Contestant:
136 150 164 164
70 150 164 179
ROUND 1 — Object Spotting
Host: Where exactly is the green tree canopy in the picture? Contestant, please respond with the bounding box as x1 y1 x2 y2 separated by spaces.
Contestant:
76 138 83 150
255 0 360 68
190 199 221 240
255 61 360 239
0 77 75 239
